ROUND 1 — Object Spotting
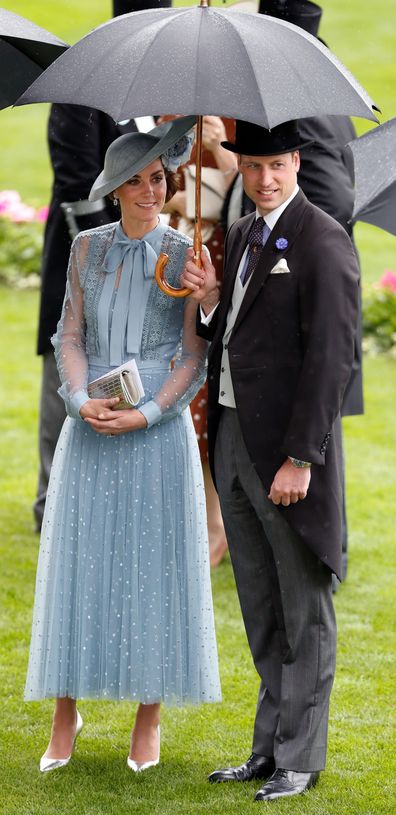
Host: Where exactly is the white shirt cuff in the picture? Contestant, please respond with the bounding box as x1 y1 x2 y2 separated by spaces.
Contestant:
200 302 219 325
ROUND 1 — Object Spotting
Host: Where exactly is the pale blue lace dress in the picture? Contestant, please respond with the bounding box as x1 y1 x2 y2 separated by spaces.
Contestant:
25 220 221 705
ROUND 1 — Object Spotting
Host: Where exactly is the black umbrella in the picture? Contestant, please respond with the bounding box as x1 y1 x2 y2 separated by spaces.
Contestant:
16 3 378 126
348 118 396 236
16 0 379 294
0 7 68 110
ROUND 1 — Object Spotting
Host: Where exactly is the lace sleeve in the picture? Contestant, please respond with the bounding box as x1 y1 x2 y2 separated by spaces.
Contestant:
52 234 90 419
139 298 208 427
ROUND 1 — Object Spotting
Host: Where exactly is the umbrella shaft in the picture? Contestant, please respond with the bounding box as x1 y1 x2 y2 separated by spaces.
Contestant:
194 114 203 267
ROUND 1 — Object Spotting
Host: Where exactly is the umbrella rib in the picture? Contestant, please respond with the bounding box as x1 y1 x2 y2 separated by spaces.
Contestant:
116 9 189 121
220 12 329 126
218 12 269 126
223 10 377 124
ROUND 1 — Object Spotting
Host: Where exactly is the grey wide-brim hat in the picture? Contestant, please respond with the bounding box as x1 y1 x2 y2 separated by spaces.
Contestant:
89 115 196 202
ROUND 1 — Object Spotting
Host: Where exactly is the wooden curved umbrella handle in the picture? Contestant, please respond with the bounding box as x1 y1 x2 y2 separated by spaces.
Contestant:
154 116 204 298
154 252 192 298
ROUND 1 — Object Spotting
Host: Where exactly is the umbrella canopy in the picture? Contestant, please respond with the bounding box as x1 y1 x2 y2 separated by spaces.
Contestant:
16 1 379 297
348 118 396 236
0 8 68 110
16 4 378 127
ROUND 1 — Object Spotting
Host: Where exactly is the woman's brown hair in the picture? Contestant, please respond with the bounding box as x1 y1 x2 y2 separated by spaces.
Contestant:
164 169 181 203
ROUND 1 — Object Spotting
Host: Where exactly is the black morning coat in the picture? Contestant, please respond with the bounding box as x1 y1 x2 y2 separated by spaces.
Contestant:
37 104 137 355
198 190 360 579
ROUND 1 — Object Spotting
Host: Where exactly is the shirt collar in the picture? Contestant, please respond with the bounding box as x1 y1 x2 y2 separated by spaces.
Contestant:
256 185 299 231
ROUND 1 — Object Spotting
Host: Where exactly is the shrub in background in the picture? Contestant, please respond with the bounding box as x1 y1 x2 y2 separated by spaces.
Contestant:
362 270 396 356
0 188 395 357
0 190 47 288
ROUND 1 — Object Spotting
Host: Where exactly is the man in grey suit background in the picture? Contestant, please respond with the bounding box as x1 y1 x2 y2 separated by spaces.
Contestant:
182 119 359 802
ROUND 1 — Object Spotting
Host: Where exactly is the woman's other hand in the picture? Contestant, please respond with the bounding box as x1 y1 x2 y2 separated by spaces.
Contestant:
83 404 148 436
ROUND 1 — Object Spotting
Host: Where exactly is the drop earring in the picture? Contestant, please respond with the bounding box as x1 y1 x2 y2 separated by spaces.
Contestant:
113 196 118 207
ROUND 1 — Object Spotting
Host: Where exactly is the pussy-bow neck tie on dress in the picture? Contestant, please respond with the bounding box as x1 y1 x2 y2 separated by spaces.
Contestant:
241 217 271 286
101 227 158 366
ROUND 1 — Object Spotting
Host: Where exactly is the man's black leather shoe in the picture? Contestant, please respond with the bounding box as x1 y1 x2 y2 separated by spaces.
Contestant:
255 769 320 801
208 754 275 783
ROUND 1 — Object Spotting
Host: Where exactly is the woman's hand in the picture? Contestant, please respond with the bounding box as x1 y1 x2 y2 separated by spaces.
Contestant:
181 248 220 314
80 397 120 420
83 405 148 436
80 398 148 436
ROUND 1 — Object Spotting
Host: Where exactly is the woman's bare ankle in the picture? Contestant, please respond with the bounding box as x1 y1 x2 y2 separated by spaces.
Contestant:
129 703 160 762
44 698 78 759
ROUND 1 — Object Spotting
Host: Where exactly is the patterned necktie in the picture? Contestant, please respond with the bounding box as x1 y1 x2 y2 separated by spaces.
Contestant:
241 217 271 286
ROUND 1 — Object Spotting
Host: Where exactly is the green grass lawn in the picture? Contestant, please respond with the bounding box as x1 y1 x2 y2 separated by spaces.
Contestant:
0 286 395 815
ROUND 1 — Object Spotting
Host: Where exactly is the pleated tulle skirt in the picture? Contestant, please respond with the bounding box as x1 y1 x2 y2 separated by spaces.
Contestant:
25 402 221 705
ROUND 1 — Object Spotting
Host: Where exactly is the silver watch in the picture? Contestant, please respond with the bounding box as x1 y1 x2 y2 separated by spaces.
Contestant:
288 456 311 468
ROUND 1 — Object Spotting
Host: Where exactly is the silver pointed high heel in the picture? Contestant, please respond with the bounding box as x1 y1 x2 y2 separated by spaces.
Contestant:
39 710 83 773
127 725 160 772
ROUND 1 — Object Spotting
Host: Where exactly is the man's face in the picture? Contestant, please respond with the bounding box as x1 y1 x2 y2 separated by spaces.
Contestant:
238 151 300 215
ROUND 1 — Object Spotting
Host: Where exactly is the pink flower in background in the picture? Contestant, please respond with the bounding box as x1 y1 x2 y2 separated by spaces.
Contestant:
35 206 49 223
8 202 36 222
0 189 48 223
0 190 21 213
378 270 396 292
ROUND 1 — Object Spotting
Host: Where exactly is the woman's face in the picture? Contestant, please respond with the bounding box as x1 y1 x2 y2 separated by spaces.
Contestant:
114 158 167 227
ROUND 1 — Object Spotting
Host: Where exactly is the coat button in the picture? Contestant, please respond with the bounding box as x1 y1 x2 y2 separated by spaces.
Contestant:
220 390 225 396
224 343 228 350
221 367 225 372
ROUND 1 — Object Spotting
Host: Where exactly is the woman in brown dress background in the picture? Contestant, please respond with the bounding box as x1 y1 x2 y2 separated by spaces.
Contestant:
162 116 237 566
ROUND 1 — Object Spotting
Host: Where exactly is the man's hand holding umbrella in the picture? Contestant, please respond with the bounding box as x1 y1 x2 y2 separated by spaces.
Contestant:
182 248 220 315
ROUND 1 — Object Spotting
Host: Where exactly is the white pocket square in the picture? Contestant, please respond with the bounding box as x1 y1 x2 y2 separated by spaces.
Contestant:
270 258 290 274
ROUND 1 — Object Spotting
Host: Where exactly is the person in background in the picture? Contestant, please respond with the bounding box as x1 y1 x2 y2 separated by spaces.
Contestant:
163 114 238 567
33 0 171 532
222 0 363 587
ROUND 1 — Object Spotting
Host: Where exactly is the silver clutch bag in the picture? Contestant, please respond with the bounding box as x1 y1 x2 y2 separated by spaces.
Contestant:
87 360 145 410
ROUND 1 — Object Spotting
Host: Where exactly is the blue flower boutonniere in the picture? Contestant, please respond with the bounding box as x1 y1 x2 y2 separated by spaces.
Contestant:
275 237 288 251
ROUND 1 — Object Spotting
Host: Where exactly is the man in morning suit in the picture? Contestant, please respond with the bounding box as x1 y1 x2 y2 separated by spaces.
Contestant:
181 120 360 802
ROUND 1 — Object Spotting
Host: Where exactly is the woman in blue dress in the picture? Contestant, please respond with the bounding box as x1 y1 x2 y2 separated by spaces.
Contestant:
25 117 221 773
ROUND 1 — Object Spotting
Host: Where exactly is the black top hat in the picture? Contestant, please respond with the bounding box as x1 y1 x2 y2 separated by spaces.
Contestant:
258 0 322 37
221 120 312 156
113 0 171 17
